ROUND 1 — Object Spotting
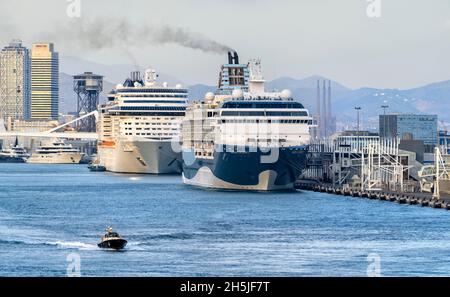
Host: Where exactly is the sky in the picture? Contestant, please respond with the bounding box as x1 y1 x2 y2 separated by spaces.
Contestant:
1 0 450 89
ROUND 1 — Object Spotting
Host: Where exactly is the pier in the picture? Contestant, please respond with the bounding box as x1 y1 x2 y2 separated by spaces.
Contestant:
297 132 450 211
295 180 450 210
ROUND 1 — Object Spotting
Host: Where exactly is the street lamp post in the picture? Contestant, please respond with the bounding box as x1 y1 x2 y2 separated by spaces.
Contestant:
355 106 362 151
355 106 362 190
381 105 389 138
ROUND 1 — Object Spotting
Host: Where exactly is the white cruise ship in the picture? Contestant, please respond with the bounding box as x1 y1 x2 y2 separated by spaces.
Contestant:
97 69 188 174
181 52 312 190
27 141 84 164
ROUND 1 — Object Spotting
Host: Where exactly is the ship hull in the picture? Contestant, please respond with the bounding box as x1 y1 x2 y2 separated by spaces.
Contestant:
0 155 26 163
182 145 308 191
97 239 127 250
26 153 83 164
98 139 182 174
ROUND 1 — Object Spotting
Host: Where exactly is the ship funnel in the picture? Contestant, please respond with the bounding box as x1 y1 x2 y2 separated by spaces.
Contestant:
228 51 233 64
227 51 240 64
233 51 239 64
131 71 141 82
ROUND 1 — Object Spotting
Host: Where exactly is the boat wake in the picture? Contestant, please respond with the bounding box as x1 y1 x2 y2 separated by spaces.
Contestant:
0 236 150 251
125 242 146 251
0 238 97 250
48 241 98 250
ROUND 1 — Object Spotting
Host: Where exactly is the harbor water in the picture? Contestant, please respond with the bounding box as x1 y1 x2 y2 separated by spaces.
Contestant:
1 164 450 276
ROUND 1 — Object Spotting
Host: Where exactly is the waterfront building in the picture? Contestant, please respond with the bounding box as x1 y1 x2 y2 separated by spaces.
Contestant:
304 130 415 191
0 40 31 124
379 114 438 151
439 130 450 154
30 43 59 120
10 119 58 133
4 119 58 150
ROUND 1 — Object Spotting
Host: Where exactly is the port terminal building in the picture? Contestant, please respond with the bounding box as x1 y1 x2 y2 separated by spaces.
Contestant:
302 113 450 195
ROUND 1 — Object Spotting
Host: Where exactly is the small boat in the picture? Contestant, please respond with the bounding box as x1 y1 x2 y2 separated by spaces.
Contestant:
0 138 30 163
98 227 127 250
27 140 84 164
0 145 30 163
88 163 106 172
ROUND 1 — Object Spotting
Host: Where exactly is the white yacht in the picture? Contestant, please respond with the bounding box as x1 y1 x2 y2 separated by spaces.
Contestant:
181 52 312 190
27 141 84 164
97 69 187 174
0 143 30 163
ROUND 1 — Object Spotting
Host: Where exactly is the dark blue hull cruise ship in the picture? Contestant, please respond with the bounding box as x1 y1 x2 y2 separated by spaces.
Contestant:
181 52 312 190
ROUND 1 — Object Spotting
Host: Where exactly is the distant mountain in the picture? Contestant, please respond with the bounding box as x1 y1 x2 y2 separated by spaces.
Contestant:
265 75 352 116
58 56 450 123
266 75 350 92
188 76 352 115
333 88 421 122
333 81 450 124
188 84 216 100
402 80 450 116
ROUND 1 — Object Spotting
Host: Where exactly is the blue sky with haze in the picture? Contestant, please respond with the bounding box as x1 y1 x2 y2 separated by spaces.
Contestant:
1 0 450 89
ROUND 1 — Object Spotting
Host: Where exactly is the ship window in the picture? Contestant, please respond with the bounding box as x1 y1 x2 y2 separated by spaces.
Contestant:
221 111 264 116
117 88 187 94
119 106 186 111
221 101 304 109
123 99 186 103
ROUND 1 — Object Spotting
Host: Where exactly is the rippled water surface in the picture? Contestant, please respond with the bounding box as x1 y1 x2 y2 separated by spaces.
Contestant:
1 164 449 276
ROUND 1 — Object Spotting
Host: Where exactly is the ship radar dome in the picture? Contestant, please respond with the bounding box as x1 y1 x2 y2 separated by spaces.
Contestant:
205 92 215 101
175 84 183 89
134 81 142 87
281 89 292 99
232 89 244 98
116 83 123 89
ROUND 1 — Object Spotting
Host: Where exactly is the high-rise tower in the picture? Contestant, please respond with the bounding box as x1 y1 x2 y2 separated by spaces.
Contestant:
326 80 332 135
315 79 334 138
316 80 321 138
30 43 59 120
321 80 327 137
0 40 30 123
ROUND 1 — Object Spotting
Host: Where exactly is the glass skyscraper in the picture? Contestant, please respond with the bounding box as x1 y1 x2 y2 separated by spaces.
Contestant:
379 114 438 146
30 43 59 120
0 40 31 122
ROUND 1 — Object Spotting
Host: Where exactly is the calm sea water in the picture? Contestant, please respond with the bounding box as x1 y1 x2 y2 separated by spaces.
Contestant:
0 163 449 276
